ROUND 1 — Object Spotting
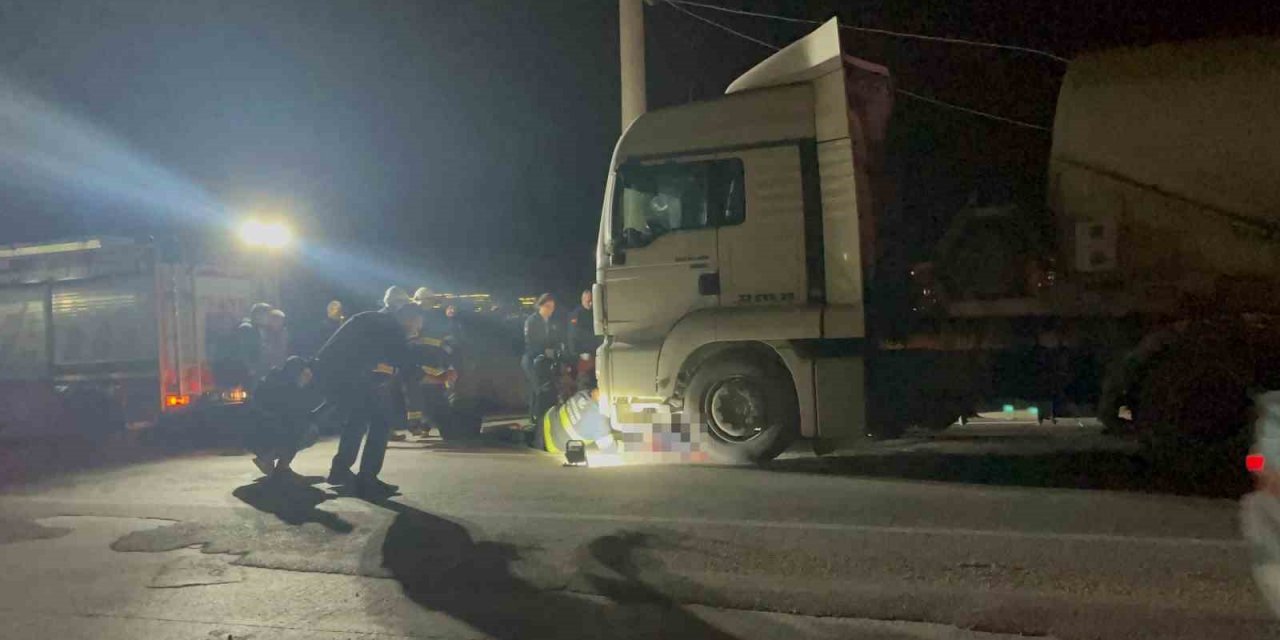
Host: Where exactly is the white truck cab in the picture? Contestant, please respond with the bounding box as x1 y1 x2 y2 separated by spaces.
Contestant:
594 20 886 462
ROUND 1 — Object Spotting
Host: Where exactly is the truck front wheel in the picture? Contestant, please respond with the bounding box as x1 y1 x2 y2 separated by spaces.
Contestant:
686 356 799 465
1133 339 1253 447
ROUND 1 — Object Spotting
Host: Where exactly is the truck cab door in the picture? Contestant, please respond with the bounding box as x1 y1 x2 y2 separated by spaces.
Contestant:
599 157 743 397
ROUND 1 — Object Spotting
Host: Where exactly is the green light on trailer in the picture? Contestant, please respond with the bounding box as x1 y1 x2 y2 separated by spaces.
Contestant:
1002 404 1015 413
1029 406 1040 415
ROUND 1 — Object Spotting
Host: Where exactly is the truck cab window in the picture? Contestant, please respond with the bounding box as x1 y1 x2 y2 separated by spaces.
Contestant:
614 158 745 248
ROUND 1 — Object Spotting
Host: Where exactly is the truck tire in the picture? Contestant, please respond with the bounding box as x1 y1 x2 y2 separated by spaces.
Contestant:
1133 343 1253 496
1133 340 1252 446
686 355 799 465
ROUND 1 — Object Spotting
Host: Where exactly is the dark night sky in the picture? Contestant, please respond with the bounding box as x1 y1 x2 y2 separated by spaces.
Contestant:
0 0 1274 307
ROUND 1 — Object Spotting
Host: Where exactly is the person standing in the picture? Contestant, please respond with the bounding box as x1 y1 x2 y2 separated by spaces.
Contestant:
260 308 290 373
522 294 562 425
567 289 600 391
296 300 347 359
412 287 449 339
443 304 463 344
442 303 464 392
312 300 424 498
324 300 346 335
407 332 456 438
231 302 273 388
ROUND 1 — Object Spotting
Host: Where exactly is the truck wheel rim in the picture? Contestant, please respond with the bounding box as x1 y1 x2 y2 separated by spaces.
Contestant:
706 376 766 442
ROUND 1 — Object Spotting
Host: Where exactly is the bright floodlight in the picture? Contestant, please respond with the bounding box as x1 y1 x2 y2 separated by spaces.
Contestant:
238 220 292 249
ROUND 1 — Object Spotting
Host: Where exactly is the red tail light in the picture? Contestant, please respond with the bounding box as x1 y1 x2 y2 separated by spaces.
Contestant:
1247 453 1266 473
164 394 191 409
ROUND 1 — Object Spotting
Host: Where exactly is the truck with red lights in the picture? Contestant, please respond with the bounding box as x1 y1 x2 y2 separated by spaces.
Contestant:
0 237 277 436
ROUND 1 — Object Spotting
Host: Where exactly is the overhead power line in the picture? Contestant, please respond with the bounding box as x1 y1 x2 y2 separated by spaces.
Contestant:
894 88 1049 131
664 0 781 51
665 0 1069 63
660 0 1052 132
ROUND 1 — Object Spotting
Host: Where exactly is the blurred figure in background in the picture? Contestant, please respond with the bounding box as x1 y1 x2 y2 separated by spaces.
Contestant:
380 286 415 442
260 308 290 372
231 302 273 388
444 304 463 344
406 286 453 438
325 300 346 332
567 289 600 391
522 293 562 427
321 300 346 346
298 299 347 359
413 287 448 339
442 304 465 387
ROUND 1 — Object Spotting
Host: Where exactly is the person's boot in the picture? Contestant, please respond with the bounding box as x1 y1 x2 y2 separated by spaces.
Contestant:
327 466 356 486
252 456 274 477
356 475 399 498
272 466 301 482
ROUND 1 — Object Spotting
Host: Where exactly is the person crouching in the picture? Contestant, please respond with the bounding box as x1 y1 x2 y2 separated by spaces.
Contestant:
248 356 318 480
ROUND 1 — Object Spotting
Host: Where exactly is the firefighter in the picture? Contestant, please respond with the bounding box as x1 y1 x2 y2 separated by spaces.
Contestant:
522 293 563 426
414 285 450 335
384 286 412 313
408 335 456 437
567 289 600 391
406 327 455 436
405 286 454 437
378 286 417 442
313 299 424 498
532 386 621 456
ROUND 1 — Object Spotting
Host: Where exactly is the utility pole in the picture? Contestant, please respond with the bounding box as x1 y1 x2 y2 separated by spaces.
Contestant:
619 0 647 130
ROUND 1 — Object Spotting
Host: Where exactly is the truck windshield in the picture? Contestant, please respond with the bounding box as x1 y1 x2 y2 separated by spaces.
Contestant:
613 158 744 248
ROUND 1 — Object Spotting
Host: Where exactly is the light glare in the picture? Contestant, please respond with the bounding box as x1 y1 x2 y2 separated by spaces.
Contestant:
238 220 292 249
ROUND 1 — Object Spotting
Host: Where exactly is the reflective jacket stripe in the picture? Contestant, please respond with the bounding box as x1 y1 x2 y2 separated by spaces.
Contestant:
559 405 587 443
543 411 560 454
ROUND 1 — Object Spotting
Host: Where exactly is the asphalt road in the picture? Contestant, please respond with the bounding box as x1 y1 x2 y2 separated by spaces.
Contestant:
0 421 1271 639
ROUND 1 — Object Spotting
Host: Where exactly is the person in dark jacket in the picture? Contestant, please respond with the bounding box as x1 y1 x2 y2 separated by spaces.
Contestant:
567 289 600 391
324 300 346 334
299 300 347 358
230 302 273 387
522 293 563 426
313 302 424 497
248 356 316 480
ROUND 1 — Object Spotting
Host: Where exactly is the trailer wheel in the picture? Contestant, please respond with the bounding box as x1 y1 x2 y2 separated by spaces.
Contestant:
686 355 798 465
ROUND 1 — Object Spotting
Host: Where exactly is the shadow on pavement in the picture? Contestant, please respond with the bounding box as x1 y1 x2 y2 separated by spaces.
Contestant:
0 431 229 489
375 499 740 640
766 448 1252 498
232 478 353 533
385 430 531 454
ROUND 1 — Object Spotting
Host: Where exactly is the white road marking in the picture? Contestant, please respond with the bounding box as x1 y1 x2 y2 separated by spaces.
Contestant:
452 509 1246 549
